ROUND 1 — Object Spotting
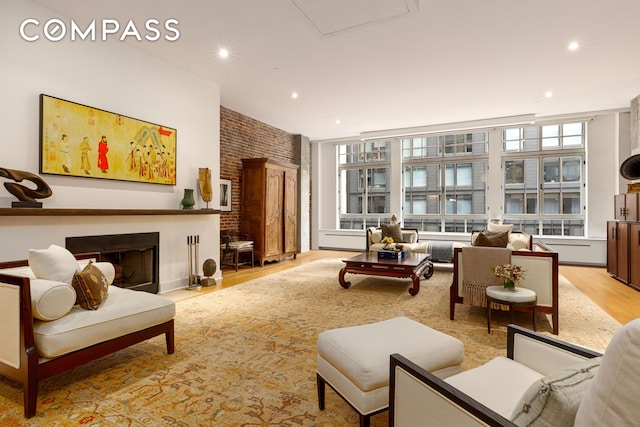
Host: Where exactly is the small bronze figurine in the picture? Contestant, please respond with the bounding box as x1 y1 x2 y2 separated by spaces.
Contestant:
0 168 52 208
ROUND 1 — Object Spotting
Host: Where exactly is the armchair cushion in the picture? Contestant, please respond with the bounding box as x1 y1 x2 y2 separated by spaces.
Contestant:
444 356 543 419
510 357 602 426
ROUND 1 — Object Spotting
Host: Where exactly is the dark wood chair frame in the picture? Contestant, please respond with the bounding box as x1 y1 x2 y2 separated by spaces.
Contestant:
389 324 602 427
221 231 255 271
0 253 174 418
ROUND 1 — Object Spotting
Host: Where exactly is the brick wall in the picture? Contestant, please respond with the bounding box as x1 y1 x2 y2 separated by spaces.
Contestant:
219 106 297 232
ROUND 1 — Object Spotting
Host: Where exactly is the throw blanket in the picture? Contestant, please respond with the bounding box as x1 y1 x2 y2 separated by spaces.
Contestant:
427 241 454 262
461 247 511 307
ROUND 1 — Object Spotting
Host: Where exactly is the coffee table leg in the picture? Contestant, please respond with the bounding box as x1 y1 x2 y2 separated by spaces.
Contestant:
338 267 351 289
423 261 434 279
408 274 420 296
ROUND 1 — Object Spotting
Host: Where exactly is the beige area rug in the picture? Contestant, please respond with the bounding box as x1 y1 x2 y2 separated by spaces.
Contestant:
0 259 622 426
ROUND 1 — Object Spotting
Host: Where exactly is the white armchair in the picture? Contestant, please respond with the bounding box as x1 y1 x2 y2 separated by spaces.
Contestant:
389 320 640 426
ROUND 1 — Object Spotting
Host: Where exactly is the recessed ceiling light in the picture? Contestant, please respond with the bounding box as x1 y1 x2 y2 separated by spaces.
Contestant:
291 92 299 99
335 119 341 125
545 91 553 98
218 48 229 58
568 41 580 51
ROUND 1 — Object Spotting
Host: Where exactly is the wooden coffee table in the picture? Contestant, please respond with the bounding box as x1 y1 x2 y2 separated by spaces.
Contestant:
339 252 434 296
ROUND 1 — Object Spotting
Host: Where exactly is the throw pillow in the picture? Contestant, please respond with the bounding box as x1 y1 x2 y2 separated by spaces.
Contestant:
29 244 80 284
488 223 514 235
473 230 509 248
72 261 109 310
510 357 602 427
574 318 640 426
381 223 404 243
30 279 77 321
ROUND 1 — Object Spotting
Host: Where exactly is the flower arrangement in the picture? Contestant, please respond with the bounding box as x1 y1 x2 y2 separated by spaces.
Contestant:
381 236 394 249
490 264 526 289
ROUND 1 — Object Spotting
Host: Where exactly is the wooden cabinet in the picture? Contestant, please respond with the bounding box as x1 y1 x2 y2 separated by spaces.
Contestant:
614 192 639 221
607 193 640 291
241 158 298 266
607 221 629 282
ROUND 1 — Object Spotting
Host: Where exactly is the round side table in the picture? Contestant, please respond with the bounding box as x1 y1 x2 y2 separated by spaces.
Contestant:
486 286 537 333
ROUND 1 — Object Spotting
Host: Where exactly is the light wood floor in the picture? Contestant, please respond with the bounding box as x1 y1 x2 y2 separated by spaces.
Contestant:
182 250 640 325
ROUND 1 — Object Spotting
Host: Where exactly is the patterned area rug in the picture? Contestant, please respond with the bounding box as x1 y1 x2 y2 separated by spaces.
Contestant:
0 259 622 426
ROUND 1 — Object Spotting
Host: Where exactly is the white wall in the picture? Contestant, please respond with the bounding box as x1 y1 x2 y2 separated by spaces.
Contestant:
0 0 221 291
313 111 630 266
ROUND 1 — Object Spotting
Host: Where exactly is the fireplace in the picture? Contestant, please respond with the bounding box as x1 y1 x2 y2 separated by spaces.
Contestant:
66 232 159 294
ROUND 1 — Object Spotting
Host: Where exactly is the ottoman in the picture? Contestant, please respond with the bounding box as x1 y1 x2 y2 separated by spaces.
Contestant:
316 317 464 426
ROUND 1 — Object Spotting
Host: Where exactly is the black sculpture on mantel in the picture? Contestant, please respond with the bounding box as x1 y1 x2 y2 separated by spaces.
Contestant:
0 168 52 208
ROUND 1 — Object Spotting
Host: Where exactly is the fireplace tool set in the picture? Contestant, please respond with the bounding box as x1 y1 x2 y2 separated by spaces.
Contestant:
187 235 202 290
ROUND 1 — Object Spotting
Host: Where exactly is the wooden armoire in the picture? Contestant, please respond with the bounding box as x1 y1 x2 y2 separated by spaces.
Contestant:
241 158 299 266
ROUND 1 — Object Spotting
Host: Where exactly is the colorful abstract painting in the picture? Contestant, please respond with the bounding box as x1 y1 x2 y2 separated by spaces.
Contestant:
40 94 177 185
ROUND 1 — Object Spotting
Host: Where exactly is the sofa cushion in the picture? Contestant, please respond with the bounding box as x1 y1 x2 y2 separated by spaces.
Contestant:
72 262 109 310
509 233 531 250
510 356 602 426
33 286 176 359
382 224 404 243
488 223 514 235
473 230 509 248
30 279 77 321
28 244 80 285
369 227 383 245
574 318 640 426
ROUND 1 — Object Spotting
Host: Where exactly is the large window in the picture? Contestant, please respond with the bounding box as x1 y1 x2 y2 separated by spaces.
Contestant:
502 122 585 236
403 132 488 233
339 141 391 229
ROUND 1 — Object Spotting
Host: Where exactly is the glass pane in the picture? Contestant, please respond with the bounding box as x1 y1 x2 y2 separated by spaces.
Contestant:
563 122 582 136
505 193 524 214
563 136 582 147
564 220 584 236
340 169 363 214
505 160 525 184
544 194 560 214
542 137 559 148
543 158 560 183
542 220 563 236
413 166 427 186
413 196 427 214
562 192 581 214
526 194 538 214
456 163 472 186
542 125 559 138
562 157 581 182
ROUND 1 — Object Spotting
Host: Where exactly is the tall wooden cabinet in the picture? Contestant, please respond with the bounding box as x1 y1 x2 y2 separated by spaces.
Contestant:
607 192 640 291
241 158 298 266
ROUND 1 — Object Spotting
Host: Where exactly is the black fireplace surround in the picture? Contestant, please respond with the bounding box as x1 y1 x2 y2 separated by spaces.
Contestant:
66 232 159 294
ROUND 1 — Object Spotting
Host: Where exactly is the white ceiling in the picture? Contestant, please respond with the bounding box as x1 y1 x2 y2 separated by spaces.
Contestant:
31 0 640 141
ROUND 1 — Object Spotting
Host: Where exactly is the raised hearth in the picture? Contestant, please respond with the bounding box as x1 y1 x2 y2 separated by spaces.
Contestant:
66 232 159 294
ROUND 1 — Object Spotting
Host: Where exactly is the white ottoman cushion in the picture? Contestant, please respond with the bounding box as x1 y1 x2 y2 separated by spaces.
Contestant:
317 317 464 392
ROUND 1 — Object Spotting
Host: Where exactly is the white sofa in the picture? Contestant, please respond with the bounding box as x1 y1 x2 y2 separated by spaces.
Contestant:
0 246 175 418
389 321 640 426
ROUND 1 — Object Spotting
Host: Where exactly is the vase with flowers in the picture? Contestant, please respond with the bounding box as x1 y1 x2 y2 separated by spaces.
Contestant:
490 263 526 289
381 236 394 250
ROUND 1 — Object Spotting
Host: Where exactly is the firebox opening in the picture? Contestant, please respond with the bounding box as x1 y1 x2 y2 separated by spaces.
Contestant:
66 232 159 294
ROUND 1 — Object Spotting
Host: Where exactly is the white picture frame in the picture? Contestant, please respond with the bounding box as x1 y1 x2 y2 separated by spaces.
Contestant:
220 178 232 211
